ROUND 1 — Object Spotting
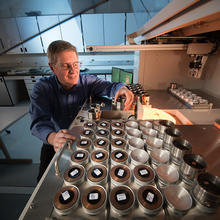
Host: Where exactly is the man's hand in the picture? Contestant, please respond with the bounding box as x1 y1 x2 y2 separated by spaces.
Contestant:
47 129 75 152
114 86 134 110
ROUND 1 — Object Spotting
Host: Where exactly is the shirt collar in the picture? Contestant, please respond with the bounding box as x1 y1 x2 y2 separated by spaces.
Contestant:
54 75 80 94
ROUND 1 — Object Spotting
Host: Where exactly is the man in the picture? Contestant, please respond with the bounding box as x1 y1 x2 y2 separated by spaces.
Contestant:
29 40 134 181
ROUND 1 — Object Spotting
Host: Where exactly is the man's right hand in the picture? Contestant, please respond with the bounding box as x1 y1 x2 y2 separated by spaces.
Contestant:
47 129 75 152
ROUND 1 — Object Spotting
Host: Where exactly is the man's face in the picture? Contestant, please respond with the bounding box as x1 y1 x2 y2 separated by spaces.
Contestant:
49 50 80 90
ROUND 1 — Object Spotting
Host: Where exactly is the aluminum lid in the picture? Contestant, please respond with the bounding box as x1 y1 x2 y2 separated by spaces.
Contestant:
156 164 179 184
164 185 192 212
150 148 170 164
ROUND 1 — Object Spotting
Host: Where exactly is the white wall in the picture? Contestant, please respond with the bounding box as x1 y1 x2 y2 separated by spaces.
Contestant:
138 50 205 90
202 50 220 99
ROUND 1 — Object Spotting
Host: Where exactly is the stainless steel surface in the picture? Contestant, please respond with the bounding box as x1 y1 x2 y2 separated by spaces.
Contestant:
55 141 71 176
170 138 192 165
164 185 192 215
193 172 220 213
19 103 220 219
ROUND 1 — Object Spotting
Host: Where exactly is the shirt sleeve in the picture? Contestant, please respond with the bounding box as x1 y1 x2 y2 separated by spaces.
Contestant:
83 75 125 97
29 80 56 145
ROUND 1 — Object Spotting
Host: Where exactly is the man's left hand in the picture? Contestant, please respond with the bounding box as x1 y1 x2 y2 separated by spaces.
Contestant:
114 86 134 110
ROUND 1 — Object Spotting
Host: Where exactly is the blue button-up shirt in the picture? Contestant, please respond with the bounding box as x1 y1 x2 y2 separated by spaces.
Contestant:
29 74 124 144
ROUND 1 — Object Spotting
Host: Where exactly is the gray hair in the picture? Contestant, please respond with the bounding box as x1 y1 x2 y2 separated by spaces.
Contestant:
47 40 78 64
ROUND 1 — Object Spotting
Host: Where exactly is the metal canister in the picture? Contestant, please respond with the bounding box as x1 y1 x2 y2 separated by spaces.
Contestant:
81 185 107 215
111 138 127 151
110 164 131 186
53 185 80 216
71 149 89 166
88 108 100 120
133 164 155 186
93 138 109 151
111 150 128 166
139 120 152 131
63 164 85 186
110 185 135 216
192 172 220 213
83 121 96 130
150 148 170 169
130 149 149 168
164 185 192 215
90 149 109 166
170 138 192 165
153 120 175 139
142 128 158 141
156 164 179 187
125 120 139 130
137 185 163 215
76 138 92 151
126 128 142 139
80 129 95 140
87 164 108 186
111 121 124 130
95 129 110 139
128 137 145 153
180 153 207 187
145 137 163 154
164 127 182 150
111 128 125 139
97 121 110 130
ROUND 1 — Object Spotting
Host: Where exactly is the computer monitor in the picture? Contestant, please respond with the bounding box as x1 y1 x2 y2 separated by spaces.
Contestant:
112 67 133 84
119 69 133 84
112 67 121 82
